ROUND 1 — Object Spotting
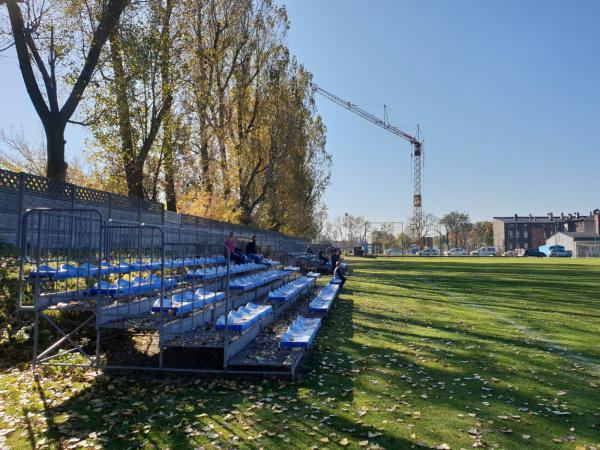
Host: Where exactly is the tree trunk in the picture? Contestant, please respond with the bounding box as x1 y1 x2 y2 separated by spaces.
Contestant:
124 159 144 199
199 140 212 194
160 0 176 211
240 206 252 226
44 120 67 181
163 143 177 211
218 89 230 198
110 30 141 198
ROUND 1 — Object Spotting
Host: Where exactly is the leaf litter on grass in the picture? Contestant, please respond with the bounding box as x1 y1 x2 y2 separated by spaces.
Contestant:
3 258 600 449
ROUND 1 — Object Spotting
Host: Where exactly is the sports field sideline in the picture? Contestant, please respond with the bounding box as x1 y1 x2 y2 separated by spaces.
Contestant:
1 257 599 450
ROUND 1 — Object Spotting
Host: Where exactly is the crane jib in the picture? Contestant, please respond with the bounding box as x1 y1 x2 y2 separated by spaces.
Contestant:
313 83 424 228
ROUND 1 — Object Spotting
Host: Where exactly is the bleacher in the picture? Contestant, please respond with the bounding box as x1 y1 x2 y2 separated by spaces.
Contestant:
19 207 344 378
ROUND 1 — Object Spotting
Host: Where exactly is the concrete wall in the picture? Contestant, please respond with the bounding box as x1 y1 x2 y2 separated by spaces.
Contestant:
0 168 308 253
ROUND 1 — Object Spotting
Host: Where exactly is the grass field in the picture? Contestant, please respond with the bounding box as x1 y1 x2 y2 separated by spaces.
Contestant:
1 257 599 450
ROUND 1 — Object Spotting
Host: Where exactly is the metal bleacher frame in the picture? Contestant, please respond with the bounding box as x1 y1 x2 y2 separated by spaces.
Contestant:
18 206 314 376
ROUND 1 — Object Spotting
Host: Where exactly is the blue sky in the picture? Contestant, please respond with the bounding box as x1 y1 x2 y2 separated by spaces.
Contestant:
283 0 600 222
1 0 599 223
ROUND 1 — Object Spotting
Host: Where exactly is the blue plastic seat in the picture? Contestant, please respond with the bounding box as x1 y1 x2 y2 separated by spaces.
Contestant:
214 303 272 331
152 288 224 315
280 316 321 349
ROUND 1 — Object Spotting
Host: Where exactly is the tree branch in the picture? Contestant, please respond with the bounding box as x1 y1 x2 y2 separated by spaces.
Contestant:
4 0 50 122
60 0 130 122
137 94 173 166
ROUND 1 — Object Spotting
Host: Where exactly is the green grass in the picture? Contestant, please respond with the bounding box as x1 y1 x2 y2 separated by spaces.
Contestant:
1 257 600 449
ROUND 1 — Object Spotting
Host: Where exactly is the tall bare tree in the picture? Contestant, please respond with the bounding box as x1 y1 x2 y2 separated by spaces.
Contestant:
1 0 129 181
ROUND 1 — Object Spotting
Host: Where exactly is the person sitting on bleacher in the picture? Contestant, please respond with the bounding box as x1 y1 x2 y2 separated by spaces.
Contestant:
245 234 263 263
330 250 340 272
318 250 328 265
333 260 347 287
225 232 244 264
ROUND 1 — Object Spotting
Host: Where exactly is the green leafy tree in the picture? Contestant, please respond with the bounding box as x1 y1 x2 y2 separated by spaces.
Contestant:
86 0 177 199
440 211 472 248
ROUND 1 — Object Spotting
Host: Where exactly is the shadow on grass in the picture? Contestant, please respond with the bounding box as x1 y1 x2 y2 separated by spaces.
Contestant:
23 295 414 449
14 259 600 450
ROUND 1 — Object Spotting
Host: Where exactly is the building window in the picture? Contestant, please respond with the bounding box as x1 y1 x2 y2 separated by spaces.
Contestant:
516 231 520 238
508 231 513 239
524 242 528 249
524 231 529 238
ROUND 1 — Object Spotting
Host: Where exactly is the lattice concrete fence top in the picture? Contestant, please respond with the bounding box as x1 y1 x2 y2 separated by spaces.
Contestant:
0 168 308 253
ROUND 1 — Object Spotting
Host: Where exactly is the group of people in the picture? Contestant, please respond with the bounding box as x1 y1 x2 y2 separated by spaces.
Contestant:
224 232 263 265
225 236 347 287
311 246 347 288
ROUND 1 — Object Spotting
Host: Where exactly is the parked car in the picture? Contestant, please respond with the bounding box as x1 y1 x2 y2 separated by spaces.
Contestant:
418 248 440 256
539 244 572 257
548 248 572 257
384 248 403 256
445 248 467 256
470 246 497 256
523 248 546 257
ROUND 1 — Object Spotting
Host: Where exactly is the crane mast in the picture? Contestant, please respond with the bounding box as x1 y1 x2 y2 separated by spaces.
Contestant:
313 85 423 231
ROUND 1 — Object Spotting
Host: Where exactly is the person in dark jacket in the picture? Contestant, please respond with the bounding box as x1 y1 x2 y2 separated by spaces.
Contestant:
245 234 262 263
330 250 340 272
318 250 328 265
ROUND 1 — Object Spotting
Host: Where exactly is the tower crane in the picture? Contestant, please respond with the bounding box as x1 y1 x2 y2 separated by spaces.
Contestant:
312 85 423 230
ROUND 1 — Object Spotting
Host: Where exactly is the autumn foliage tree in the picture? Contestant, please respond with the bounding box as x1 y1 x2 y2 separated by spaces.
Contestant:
1 0 331 239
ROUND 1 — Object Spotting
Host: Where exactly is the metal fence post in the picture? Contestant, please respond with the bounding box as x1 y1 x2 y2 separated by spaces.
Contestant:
16 172 25 247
